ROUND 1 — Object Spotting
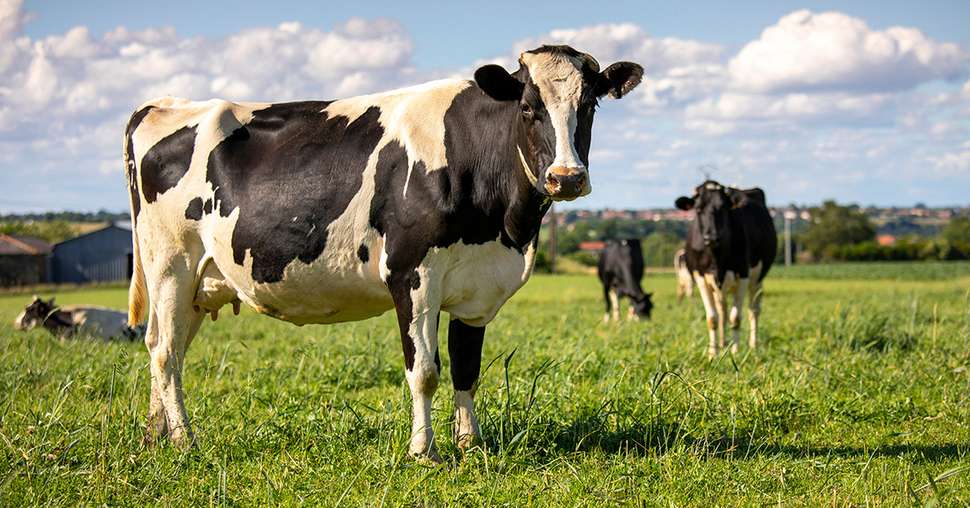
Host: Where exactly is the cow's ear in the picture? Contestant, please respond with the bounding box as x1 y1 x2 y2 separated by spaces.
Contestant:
474 65 524 101
47 297 55 306
596 62 643 99
727 189 745 208
675 196 695 210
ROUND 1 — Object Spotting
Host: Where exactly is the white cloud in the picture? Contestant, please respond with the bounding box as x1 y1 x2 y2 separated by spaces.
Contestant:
1 3 969 211
729 10 968 94
513 23 722 73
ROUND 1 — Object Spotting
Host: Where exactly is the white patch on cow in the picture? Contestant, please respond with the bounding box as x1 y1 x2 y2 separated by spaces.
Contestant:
434 238 534 327
43 305 130 340
324 79 470 173
520 52 586 172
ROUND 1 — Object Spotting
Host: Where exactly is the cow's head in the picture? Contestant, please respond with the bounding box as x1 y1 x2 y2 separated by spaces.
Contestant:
14 296 55 331
675 180 743 250
474 45 643 201
633 292 654 319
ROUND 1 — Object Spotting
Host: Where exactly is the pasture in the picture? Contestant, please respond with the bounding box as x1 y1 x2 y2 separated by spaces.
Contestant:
1 262 969 505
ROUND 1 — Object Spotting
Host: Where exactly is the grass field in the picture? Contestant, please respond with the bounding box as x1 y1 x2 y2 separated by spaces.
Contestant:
1 263 969 505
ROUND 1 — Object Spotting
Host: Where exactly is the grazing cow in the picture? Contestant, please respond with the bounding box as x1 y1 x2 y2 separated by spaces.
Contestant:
597 239 653 322
14 296 141 340
674 181 777 357
674 248 693 301
124 45 642 458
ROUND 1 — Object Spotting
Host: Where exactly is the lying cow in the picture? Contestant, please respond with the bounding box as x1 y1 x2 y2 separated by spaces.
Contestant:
597 239 653 322
674 248 694 301
14 296 141 340
124 45 642 458
675 180 776 357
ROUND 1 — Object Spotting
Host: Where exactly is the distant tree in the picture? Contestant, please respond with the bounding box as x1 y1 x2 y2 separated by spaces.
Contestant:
941 217 970 245
801 201 876 260
0 220 79 243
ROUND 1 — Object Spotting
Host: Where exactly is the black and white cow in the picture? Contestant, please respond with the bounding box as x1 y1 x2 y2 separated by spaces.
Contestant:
124 45 642 459
597 239 653 322
14 296 140 340
674 181 777 357
674 248 693 301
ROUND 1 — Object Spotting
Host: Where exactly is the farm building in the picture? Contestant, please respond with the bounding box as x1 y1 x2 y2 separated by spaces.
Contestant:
50 222 133 284
0 234 52 287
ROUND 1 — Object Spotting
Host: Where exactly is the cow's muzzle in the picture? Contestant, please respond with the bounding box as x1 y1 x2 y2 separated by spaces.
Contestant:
544 166 590 201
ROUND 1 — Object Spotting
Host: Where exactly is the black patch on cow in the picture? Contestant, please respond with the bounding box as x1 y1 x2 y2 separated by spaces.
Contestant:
140 125 198 203
448 319 485 391
125 105 155 225
184 197 204 220
203 198 212 214
369 88 549 285
205 101 383 283
357 244 369 263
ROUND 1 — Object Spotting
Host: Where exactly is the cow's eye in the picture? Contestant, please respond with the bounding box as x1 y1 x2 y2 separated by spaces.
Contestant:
521 103 534 119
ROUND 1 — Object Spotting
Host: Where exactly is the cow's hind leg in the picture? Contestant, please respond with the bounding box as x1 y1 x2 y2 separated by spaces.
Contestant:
748 282 763 349
144 264 204 448
448 318 484 451
143 308 167 443
389 269 442 462
728 280 747 354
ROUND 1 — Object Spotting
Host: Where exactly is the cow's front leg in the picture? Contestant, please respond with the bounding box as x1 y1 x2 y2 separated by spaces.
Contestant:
694 272 719 358
388 270 441 462
448 319 484 451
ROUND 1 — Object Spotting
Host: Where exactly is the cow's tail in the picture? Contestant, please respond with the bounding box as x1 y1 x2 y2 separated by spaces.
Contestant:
124 119 148 327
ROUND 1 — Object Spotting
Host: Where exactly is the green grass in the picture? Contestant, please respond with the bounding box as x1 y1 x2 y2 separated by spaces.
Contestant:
1 263 969 505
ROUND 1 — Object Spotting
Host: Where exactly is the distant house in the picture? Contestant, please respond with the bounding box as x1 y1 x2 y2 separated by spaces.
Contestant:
578 240 607 253
0 234 52 287
50 222 132 284
877 234 897 246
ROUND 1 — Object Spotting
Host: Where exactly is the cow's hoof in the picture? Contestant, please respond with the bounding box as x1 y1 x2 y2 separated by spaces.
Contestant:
410 448 442 465
169 429 196 451
456 433 484 452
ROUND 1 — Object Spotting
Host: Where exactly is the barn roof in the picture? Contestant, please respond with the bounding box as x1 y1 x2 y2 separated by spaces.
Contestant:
0 234 53 255
53 221 132 248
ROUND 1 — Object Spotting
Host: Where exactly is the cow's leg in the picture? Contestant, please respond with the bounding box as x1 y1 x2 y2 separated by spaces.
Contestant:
609 290 620 322
693 272 719 358
728 279 747 354
602 285 612 323
145 265 204 449
714 287 726 352
143 308 167 443
388 270 441 462
448 318 484 451
748 282 763 349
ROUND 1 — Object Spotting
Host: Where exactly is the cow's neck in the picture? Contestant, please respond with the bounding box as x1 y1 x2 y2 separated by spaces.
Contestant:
453 91 550 249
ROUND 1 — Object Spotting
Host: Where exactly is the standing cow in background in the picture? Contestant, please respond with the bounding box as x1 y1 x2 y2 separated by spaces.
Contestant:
674 248 693 301
675 181 776 357
597 239 653 322
124 45 642 460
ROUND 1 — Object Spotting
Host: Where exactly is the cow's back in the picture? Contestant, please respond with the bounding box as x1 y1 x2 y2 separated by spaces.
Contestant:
735 188 776 281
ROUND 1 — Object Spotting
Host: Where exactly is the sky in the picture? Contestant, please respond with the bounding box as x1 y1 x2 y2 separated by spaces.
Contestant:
1 0 968 212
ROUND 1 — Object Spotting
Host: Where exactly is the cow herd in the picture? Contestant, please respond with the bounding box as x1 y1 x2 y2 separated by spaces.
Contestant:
11 44 779 461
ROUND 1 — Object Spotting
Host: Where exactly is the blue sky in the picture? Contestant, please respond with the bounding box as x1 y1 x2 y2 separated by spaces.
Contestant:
1 0 969 212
